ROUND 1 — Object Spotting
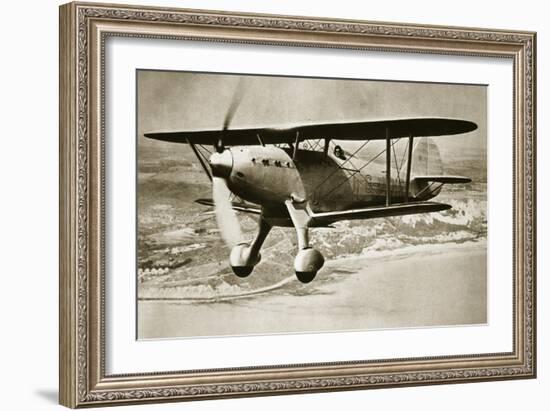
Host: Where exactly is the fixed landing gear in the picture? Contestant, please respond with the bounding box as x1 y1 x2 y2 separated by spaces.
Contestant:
294 248 324 283
228 202 325 283
285 200 325 283
229 244 258 277
229 218 271 278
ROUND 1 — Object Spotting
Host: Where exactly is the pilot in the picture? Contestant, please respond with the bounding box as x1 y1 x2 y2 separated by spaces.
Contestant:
333 145 346 160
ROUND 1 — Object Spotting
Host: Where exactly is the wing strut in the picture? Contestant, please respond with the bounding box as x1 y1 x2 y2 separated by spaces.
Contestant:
186 138 212 181
404 134 413 202
386 128 391 206
323 138 330 157
293 132 300 160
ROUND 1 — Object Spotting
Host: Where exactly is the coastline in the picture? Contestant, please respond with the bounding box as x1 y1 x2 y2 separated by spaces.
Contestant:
138 240 487 339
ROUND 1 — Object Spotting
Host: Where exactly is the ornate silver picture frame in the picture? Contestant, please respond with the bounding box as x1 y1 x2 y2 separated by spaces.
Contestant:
59 2 536 408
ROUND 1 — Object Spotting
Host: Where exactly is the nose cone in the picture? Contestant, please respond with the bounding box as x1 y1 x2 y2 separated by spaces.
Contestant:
209 149 233 178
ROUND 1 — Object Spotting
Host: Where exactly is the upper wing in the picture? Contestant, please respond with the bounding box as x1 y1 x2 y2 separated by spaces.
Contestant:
309 201 451 225
144 117 477 146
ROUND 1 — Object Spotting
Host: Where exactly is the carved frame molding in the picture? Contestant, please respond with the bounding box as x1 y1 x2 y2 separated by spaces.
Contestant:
59 2 536 407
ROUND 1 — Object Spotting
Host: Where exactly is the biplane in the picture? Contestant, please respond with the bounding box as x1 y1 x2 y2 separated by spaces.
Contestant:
145 99 477 284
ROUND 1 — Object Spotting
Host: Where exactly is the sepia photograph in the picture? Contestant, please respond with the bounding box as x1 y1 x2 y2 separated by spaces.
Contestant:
57 3 536 406
136 70 487 340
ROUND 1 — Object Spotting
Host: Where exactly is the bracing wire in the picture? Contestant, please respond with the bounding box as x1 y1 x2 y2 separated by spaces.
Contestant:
308 139 371 198
322 138 401 200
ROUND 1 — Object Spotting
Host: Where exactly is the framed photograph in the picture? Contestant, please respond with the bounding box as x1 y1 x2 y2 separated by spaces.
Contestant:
59 1 536 408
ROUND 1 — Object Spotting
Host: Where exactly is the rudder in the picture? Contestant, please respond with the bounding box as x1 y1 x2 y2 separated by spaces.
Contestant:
411 137 443 177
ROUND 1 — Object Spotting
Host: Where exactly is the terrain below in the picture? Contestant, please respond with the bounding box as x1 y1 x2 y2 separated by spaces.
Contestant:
138 241 487 339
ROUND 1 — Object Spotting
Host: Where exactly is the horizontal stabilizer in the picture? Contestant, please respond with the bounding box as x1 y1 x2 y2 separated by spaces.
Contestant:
413 175 472 184
195 198 261 215
310 201 451 224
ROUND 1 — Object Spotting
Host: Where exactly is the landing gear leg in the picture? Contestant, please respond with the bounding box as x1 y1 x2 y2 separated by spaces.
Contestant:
285 200 325 283
229 217 272 278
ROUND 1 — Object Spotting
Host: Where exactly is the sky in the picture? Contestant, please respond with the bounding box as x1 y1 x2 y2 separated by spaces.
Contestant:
137 70 487 157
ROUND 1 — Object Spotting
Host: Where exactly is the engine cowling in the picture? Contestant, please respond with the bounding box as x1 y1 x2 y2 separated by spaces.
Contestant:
223 146 306 208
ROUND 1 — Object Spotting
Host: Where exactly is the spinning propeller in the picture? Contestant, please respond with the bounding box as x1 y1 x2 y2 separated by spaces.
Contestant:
212 176 243 247
211 80 245 247
215 79 245 153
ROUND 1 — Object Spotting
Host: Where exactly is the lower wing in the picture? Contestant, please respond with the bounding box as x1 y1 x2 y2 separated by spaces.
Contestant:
195 198 261 215
196 199 451 223
309 201 451 225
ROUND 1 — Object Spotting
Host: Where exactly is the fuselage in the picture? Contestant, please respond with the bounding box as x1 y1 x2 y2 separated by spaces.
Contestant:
210 145 441 226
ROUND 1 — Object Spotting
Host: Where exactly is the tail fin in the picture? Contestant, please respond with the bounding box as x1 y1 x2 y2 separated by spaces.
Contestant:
412 137 443 177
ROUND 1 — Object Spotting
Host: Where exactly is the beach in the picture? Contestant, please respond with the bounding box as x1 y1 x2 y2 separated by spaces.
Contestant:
138 241 486 339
